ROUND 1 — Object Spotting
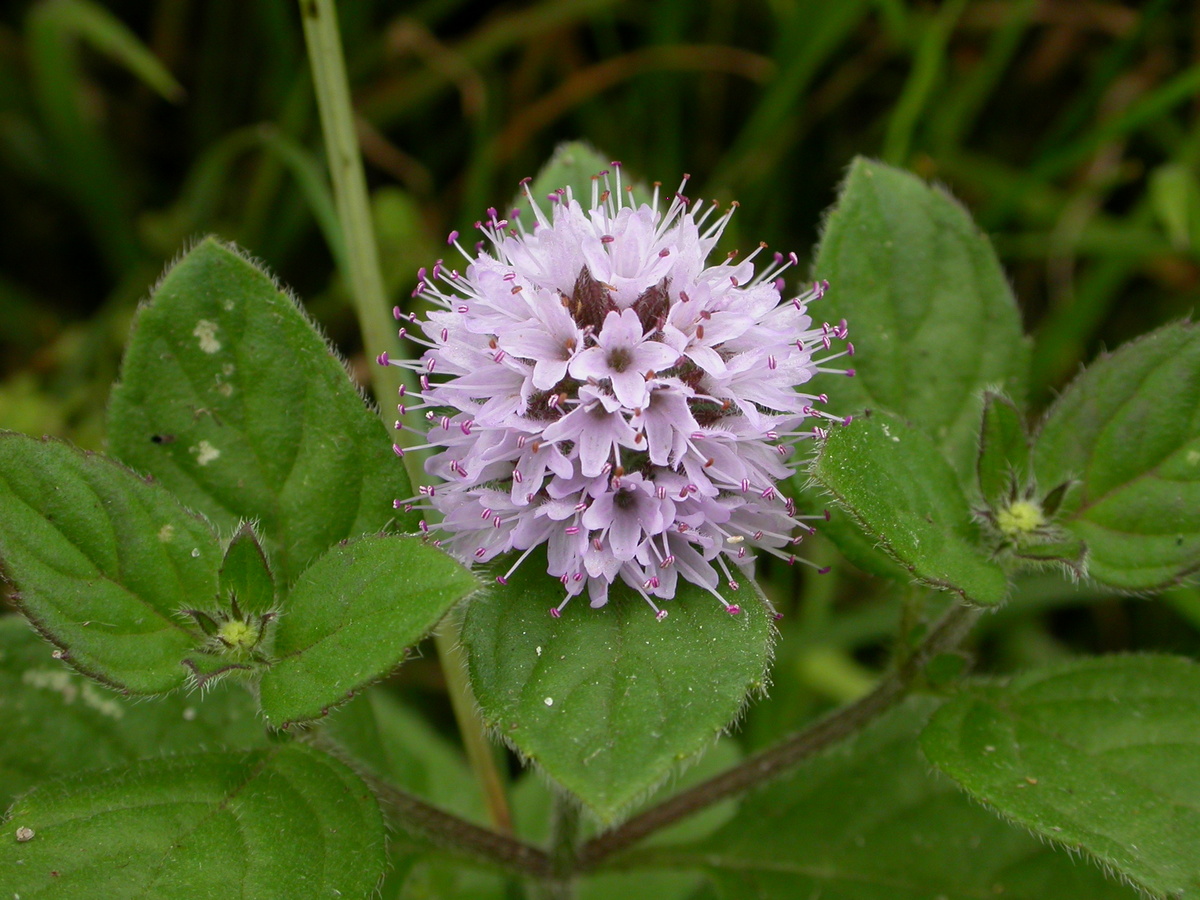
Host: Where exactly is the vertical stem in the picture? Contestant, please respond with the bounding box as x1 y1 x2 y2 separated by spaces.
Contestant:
298 0 513 835
436 613 515 835
536 794 580 900
297 0 391 372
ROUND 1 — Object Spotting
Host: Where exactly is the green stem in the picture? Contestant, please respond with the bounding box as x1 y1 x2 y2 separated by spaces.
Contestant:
298 0 513 835
313 734 550 878
539 794 581 899
298 0 391 372
435 616 515 835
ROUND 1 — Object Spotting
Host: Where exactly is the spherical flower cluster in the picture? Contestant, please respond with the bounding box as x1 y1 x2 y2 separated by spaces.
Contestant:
380 168 852 619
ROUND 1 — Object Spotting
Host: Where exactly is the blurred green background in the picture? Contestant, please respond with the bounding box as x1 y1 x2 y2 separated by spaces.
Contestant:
1 0 1198 731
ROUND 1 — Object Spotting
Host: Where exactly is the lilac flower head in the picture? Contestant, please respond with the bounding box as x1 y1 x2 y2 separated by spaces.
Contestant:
383 168 852 619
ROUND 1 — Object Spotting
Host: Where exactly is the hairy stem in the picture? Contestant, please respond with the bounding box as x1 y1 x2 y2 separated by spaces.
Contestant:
577 602 983 870
368 763 550 878
298 0 514 835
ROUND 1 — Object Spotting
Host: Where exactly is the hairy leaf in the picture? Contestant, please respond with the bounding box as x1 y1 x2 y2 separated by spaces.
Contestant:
812 157 1029 480
922 655 1200 899
259 534 477 726
462 552 773 822
648 700 1136 900
1033 321 1200 590
0 744 384 899
0 615 265 805
811 412 1008 605
0 432 218 693
108 238 414 586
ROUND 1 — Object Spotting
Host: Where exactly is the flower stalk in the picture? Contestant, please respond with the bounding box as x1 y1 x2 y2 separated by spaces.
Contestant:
298 0 513 835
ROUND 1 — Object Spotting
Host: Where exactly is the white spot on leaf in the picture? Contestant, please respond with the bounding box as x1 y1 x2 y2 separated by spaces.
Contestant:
158 524 175 542
190 440 220 466
544 697 554 706
193 320 221 353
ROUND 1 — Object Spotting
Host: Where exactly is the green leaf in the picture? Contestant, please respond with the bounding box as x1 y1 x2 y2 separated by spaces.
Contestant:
792 475 909 581
921 655 1200 899
512 738 743 847
179 651 255 689
462 552 773 823
978 391 1030 509
0 432 219 694
108 238 414 586
219 523 275 616
0 743 385 899
647 699 1137 900
1032 321 1200 591
507 741 741 900
811 411 1008 605
1012 536 1088 579
259 534 478 726
0 615 265 805
812 157 1029 480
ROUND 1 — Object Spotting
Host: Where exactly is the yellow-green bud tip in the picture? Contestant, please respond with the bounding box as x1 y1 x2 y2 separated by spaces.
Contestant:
996 499 1045 538
217 619 258 651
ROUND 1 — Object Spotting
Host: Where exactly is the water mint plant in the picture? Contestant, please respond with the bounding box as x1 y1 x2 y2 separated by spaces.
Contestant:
384 171 850 617
2 2 1200 899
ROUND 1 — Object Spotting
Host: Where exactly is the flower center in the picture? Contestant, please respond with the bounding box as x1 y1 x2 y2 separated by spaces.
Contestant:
607 347 633 373
613 488 638 511
996 499 1045 538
